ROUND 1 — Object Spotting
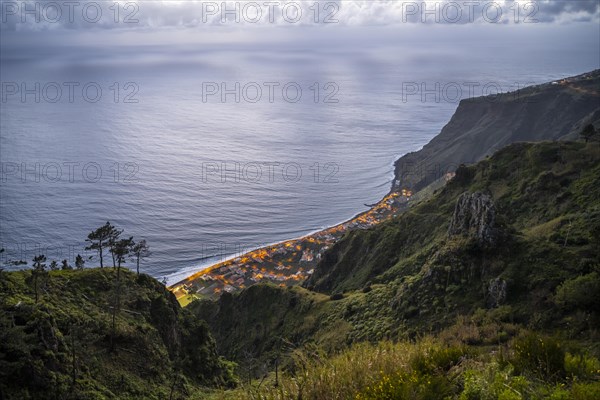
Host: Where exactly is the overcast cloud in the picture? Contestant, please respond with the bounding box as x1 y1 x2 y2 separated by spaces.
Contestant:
1 0 599 31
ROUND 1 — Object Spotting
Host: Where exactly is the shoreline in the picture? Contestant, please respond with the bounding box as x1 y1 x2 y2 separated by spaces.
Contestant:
169 154 405 289
170 185 399 287
169 188 411 302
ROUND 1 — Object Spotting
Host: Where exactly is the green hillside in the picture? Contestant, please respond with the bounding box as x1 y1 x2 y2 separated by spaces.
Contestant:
0 268 235 400
193 141 600 399
306 141 600 298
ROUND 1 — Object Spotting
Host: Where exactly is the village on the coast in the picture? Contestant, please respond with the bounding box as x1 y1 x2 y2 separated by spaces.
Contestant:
171 190 413 303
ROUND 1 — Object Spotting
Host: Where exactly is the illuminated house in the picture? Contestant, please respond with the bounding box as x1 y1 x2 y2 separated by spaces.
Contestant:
301 249 314 262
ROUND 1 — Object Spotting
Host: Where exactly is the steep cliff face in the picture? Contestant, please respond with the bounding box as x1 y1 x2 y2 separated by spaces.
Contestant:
394 70 600 192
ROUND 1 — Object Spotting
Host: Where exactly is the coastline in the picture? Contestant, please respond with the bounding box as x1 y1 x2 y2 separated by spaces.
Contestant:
168 152 406 290
170 70 600 304
169 189 412 303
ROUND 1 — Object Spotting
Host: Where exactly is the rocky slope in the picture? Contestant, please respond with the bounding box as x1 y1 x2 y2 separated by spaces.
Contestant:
393 70 600 192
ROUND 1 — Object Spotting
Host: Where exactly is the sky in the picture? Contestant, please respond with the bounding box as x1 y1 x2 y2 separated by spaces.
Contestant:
0 0 599 32
2 1 599 58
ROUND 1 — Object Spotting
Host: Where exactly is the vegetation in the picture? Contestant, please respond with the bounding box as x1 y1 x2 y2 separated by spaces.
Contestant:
85 221 113 269
0 221 237 399
580 124 599 143
131 240 151 276
75 254 85 270
205 334 599 400
193 141 600 398
0 268 236 399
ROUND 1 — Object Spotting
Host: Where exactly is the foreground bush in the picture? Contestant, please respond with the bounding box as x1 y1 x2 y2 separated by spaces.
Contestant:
507 333 565 380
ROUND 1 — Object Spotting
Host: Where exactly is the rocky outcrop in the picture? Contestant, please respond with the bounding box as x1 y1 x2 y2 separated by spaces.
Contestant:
487 277 507 308
448 192 497 246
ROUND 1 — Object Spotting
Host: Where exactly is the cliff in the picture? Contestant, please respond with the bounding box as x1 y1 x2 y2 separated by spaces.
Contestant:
393 70 600 192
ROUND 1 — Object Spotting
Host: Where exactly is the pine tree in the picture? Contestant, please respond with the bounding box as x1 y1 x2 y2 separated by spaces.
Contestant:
85 222 114 268
107 225 124 269
131 239 151 276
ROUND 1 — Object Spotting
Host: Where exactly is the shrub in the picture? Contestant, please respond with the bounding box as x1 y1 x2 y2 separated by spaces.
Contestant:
564 352 600 380
357 370 453 400
549 386 571 400
330 293 344 301
555 272 600 311
357 344 465 400
439 316 482 345
509 333 565 380
411 345 466 375
571 382 600 400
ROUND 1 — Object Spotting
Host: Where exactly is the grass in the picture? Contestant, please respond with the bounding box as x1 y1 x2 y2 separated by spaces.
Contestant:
204 332 600 400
